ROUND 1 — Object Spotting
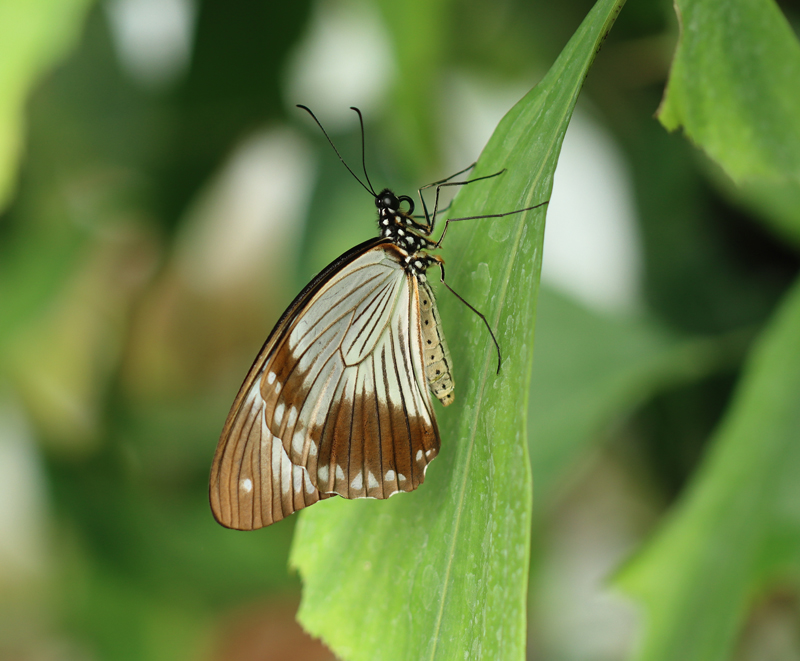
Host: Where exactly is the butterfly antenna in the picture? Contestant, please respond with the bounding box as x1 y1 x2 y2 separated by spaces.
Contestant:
297 105 374 196
350 107 377 196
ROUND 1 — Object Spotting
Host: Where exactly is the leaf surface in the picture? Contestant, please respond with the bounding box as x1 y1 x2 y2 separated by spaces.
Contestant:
659 0 800 185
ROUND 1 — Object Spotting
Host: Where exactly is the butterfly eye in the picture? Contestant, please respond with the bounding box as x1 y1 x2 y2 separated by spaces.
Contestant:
376 189 398 210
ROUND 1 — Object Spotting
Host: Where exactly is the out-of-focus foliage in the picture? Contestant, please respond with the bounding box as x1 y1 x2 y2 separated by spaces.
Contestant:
528 286 749 502
0 0 799 659
0 0 95 212
619 277 800 661
612 0 800 658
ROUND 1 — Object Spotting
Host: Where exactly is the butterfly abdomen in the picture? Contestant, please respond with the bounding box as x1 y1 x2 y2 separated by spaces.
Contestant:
418 279 454 406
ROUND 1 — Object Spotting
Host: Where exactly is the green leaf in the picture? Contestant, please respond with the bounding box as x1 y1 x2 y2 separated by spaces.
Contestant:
658 0 800 185
617 274 800 661
0 0 96 213
528 286 748 502
289 0 626 659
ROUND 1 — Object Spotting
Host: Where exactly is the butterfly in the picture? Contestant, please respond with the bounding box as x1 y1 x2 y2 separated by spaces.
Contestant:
209 106 546 530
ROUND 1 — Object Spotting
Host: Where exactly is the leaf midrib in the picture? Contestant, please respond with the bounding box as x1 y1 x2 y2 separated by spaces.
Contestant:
427 104 566 659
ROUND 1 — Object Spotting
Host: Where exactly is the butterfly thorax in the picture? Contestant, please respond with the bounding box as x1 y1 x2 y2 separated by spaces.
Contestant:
375 188 439 276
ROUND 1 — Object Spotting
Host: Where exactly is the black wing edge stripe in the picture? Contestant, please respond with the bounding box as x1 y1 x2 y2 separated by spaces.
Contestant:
211 239 428 528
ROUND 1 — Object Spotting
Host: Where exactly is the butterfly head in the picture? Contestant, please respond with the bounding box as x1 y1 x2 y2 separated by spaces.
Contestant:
374 189 434 260
375 188 415 218
375 189 398 211
376 188 419 234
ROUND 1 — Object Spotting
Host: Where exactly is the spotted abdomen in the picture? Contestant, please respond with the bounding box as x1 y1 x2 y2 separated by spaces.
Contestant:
418 279 454 406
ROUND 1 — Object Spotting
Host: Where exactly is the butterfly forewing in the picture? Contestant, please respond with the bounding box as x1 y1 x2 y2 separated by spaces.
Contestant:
209 375 326 530
210 240 441 530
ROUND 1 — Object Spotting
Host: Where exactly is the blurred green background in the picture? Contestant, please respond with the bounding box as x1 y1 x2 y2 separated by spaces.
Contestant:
1 0 799 659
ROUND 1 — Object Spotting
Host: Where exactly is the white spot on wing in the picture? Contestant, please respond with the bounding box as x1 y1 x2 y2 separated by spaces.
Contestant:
385 469 395 481
351 472 363 490
274 402 285 426
267 371 276 384
318 465 329 482
416 449 423 462
304 471 315 494
336 464 345 480
240 478 253 493
287 405 298 427
398 473 406 482
274 381 282 394
292 465 304 492
292 430 305 454
368 471 379 489
278 436 292 495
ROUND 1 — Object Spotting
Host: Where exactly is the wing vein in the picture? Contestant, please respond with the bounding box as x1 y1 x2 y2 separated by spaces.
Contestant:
389 324 414 486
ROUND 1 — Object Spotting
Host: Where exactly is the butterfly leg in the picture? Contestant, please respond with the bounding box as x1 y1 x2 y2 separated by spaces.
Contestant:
413 199 452 220
409 165 478 228
432 199 549 249
417 162 476 207
418 167 507 235
430 256 503 374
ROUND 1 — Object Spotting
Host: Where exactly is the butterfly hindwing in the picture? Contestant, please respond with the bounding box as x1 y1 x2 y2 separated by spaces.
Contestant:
264 244 439 495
